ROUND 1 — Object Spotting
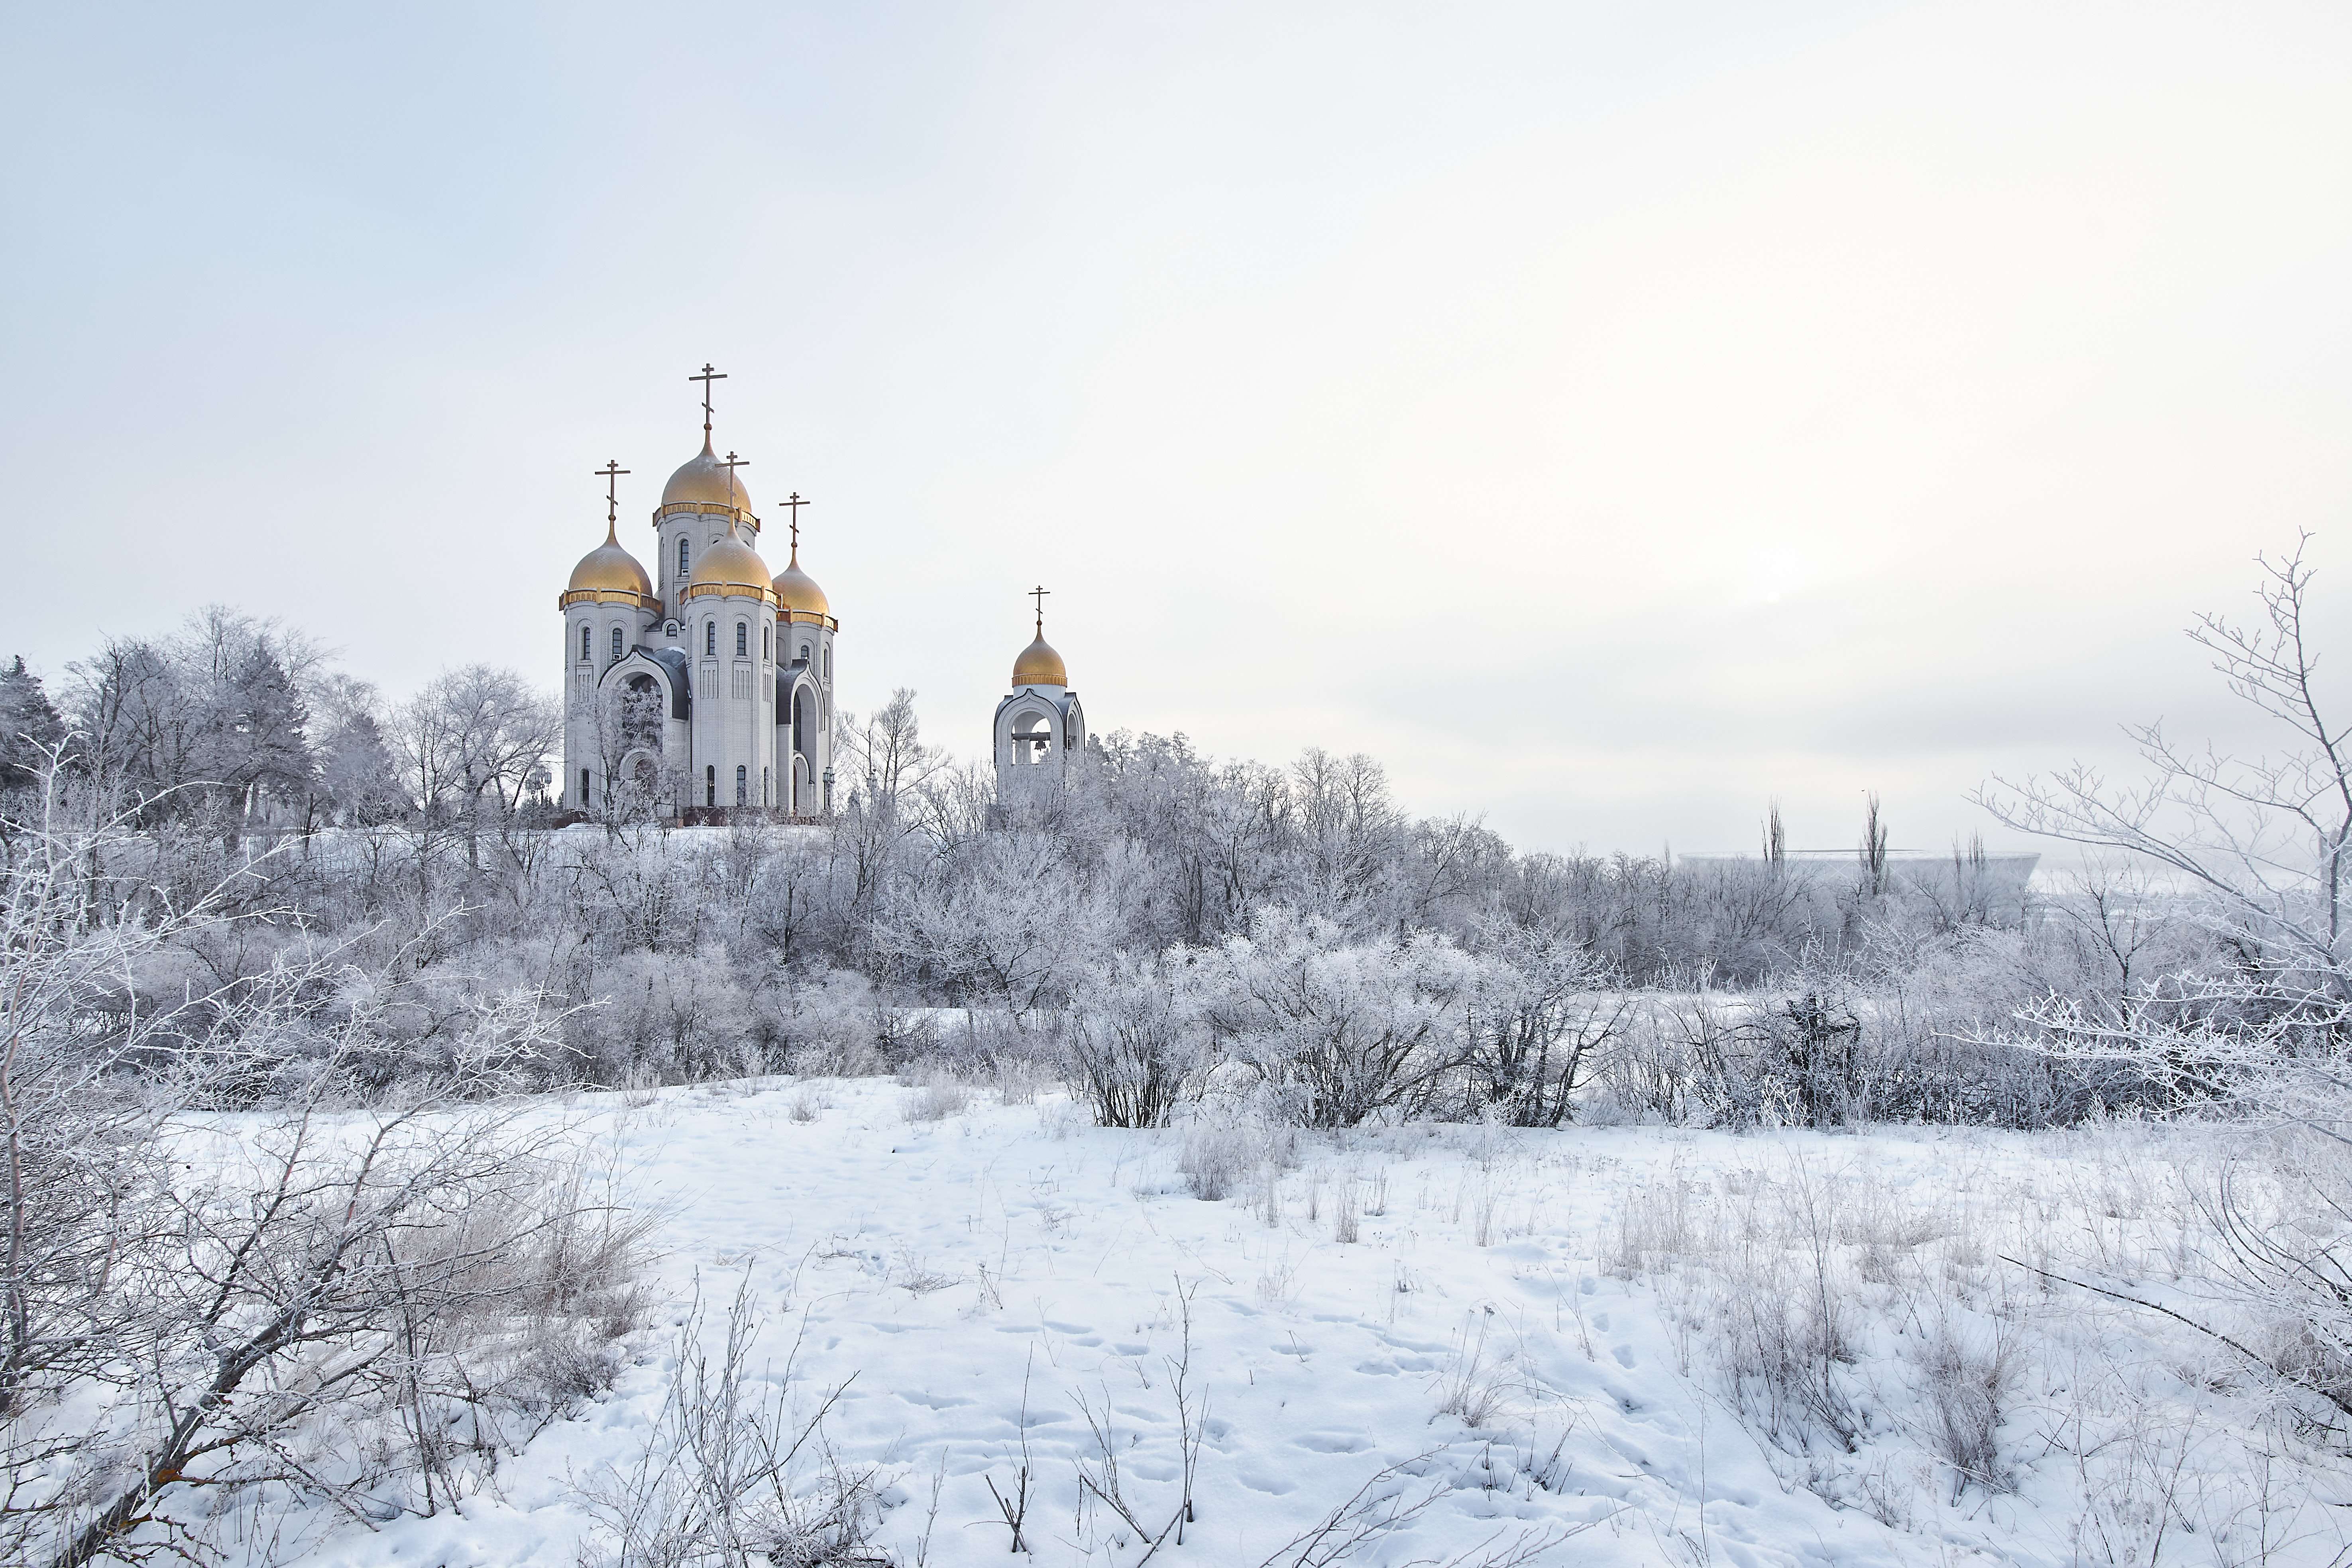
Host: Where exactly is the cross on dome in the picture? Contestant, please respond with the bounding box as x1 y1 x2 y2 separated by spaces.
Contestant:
595 459 629 531
689 363 727 437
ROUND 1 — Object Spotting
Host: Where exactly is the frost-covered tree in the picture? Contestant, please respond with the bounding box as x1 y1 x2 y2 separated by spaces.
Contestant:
1203 909 1484 1127
1981 536 2352 1417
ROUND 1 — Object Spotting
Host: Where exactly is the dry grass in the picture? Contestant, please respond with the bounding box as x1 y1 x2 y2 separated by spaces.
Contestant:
900 1077 972 1122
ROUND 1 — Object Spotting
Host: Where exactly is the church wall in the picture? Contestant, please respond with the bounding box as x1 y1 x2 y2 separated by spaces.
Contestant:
684 588 778 811
785 619 836 814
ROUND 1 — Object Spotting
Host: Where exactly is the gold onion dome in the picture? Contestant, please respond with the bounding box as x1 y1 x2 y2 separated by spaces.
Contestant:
772 543 830 617
1012 631 1067 688
687 531 771 597
688 527 772 595
663 434 755 516
568 522 652 597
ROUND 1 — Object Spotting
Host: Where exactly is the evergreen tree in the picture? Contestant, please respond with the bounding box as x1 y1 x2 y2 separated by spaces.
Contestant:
0 656 63 789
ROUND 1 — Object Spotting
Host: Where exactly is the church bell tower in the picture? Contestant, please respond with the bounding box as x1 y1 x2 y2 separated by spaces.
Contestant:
992 587 1084 812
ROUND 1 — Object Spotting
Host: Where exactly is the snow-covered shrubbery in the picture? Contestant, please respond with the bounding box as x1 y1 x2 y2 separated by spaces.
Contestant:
15 545 2352 1560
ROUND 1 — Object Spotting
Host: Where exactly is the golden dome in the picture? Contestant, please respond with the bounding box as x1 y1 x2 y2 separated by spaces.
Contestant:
567 522 653 597
662 435 755 517
772 542 830 617
1012 631 1067 689
686 525 772 596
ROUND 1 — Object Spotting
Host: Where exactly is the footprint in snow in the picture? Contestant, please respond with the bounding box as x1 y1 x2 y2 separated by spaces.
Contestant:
1238 1466 1299 1495
1292 1432 1372 1454
1612 1344 1636 1369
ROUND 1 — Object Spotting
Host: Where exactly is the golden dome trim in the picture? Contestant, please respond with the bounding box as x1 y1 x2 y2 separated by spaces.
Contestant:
559 587 660 611
682 581 779 606
654 499 760 527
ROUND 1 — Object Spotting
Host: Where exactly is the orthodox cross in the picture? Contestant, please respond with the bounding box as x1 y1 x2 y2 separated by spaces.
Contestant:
1029 584 1050 633
717 452 751 534
595 459 629 527
782 491 808 552
689 363 727 436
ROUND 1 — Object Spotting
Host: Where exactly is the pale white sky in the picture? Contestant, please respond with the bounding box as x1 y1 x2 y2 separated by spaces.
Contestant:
3 2 2347 855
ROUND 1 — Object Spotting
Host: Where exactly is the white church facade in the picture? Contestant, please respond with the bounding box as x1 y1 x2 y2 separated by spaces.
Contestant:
558 366 1083 821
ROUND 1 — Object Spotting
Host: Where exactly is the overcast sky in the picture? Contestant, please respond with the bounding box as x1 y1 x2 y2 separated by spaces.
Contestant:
3 2 2347 857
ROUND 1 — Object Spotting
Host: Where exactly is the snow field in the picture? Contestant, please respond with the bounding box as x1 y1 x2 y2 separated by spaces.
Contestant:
326 1082 2348 1567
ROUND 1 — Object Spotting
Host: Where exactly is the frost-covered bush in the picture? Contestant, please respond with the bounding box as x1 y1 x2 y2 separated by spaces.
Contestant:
1065 950 1212 1127
1456 920 1629 1126
564 947 762 1085
1203 910 1484 1128
763 967 886 1077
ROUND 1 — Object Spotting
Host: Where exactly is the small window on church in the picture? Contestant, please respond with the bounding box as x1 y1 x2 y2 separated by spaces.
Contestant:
705 765 715 806
610 627 624 664
736 621 748 658
735 765 747 806
823 646 831 680
580 625 590 661
762 766 770 805
762 624 771 661
580 768 590 806
705 621 716 656
678 537 690 578
798 643 810 665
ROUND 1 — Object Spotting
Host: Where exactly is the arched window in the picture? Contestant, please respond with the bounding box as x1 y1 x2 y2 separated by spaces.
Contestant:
735 621 748 658
823 646 831 679
762 625 770 660
678 537 690 577
762 766 770 805
610 626 624 664
1013 712 1051 764
579 624 590 661
705 621 716 656
580 768 590 806
735 765 747 806
705 765 715 806
798 642 810 664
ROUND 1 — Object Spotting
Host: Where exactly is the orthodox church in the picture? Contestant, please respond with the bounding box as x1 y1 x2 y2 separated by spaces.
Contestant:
558 366 1083 820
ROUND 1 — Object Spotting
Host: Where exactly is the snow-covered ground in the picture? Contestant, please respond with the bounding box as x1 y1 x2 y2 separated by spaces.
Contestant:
308 1081 2350 1567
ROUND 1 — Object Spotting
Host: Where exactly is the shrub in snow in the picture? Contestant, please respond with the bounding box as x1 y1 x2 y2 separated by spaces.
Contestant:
579 1275 882 1568
564 946 760 1086
1456 919 1631 1126
1203 909 1483 1128
1177 1121 1254 1200
1064 949 1212 1127
900 1071 971 1122
766 967 886 1077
